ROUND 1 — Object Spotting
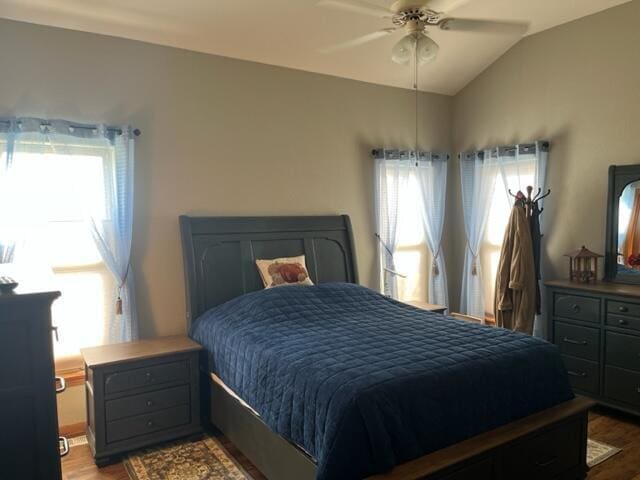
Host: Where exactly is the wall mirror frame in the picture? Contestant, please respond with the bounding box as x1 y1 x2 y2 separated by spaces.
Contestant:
605 164 640 284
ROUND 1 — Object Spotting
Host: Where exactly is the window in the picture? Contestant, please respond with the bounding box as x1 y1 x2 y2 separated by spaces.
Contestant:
0 144 115 371
480 161 535 320
393 171 430 302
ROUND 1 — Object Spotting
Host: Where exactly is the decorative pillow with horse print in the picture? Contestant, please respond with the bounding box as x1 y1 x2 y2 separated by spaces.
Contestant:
256 255 314 288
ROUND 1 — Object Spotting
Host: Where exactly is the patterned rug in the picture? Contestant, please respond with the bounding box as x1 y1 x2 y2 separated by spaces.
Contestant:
124 436 254 480
587 438 622 468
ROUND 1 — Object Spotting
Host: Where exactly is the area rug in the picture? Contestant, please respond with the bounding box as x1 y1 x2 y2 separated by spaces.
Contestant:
124 435 254 480
587 438 622 468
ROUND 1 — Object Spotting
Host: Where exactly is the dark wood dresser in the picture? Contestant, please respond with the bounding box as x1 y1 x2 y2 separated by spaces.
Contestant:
82 335 202 466
546 279 640 415
0 286 63 479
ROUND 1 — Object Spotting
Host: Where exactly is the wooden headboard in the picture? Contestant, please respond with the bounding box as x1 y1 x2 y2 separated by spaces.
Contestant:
179 215 359 326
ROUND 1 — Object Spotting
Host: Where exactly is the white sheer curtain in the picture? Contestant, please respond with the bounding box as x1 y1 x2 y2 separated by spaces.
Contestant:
416 152 449 307
0 130 15 263
88 129 138 342
459 150 498 319
374 151 410 298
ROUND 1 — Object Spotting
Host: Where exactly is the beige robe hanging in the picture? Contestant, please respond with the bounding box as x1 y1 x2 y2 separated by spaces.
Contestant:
494 202 537 334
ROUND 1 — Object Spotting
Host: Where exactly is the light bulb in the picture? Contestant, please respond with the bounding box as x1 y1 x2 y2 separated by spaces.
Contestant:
391 35 414 65
416 34 439 64
391 33 439 66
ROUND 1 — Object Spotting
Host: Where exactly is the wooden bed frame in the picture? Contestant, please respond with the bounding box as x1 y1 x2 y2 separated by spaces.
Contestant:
179 214 594 480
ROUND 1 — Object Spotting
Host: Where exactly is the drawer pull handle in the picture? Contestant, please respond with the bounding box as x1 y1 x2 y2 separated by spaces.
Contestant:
59 436 70 457
147 420 154 428
618 319 630 326
55 376 66 394
145 372 154 382
571 304 581 313
146 400 154 407
618 306 629 313
568 370 587 377
562 337 587 346
536 455 557 468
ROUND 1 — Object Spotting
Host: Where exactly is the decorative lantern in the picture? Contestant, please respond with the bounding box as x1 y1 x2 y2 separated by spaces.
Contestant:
565 246 604 283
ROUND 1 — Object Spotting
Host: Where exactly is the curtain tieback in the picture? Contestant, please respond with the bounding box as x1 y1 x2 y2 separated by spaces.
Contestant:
432 247 441 276
467 244 479 276
115 261 131 316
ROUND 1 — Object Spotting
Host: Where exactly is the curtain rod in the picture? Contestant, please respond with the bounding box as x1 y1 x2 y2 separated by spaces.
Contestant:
0 119 141 137
458 140 549 160
371 148 449 160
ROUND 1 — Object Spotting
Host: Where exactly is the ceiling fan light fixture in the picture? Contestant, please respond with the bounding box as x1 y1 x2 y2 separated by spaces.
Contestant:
391 33 439 65
416 34 439 64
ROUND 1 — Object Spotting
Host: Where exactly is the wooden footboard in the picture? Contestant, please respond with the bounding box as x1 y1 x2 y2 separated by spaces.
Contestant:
369 396 594 480
205 373 594 480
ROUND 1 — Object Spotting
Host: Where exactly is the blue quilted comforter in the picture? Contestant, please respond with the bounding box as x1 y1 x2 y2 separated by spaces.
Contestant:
190 283 573 480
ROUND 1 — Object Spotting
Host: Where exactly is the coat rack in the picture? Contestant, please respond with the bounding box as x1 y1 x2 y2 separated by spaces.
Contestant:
501 185 551 323
508 186 551 216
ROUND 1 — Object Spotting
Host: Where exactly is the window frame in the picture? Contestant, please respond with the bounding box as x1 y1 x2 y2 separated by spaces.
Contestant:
1 141 116 371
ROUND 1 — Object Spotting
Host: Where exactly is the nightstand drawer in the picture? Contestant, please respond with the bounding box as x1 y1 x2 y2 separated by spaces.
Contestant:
104 361 189 394
553 293 599 323
554 322 599 361
106 404 191 443
106 385 190 421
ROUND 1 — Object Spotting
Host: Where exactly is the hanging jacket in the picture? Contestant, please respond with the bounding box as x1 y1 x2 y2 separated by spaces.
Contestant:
494 200 537 334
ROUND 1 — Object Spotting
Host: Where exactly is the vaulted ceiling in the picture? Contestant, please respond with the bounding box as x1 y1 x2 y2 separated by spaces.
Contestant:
0 0 631 94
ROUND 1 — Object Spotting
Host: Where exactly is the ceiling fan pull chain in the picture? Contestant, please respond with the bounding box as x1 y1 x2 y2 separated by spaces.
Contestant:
414 33 419 157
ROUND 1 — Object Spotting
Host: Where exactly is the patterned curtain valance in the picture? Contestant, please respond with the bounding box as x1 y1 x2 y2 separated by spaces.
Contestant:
0 117 139 142
460 141 549 161
371 148 449 162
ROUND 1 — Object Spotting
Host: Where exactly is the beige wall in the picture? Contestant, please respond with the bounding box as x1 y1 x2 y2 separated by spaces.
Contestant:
449 0 640 312
0 19 452 425
57 385 85 427
0 18 452 340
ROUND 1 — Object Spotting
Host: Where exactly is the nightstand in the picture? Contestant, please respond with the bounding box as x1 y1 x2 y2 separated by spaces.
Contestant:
81 335 202 466
405 300 447 314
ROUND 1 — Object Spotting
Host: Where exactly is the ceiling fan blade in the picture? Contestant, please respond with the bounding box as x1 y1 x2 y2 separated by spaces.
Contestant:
427 0 471 13
317 0 393 19
439 18 529 35
319 28 398 53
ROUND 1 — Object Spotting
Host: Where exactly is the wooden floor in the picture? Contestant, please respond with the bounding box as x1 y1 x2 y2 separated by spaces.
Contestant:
63 407 640 480
587 407 640 480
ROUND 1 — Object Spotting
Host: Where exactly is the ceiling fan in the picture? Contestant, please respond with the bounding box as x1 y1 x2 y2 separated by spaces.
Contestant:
318 0 528 65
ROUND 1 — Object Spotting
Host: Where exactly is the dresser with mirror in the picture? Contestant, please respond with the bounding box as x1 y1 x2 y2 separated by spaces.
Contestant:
547 164 640 415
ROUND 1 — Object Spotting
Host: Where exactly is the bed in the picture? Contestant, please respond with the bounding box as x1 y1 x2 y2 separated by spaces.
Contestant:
179 214 593 480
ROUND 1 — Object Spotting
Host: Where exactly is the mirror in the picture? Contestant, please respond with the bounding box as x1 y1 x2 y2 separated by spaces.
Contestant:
605 165 640 283
617 180 640 272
